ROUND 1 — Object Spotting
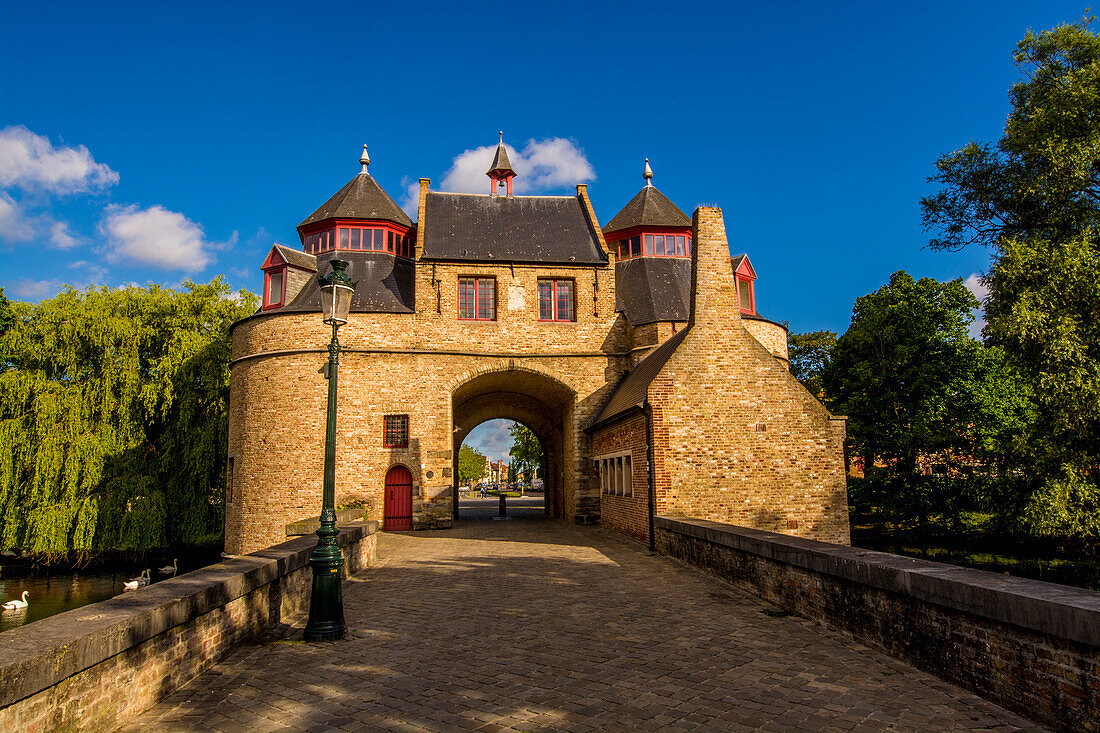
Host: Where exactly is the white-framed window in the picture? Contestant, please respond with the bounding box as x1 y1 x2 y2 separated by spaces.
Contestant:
597 451 633 498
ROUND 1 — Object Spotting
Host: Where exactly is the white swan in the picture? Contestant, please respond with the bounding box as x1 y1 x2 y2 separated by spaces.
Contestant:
158 558 178 576
123 569 150 590
2 591 29 610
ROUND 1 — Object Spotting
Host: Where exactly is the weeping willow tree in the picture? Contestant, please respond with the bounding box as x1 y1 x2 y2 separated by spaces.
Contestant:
0 279 258 559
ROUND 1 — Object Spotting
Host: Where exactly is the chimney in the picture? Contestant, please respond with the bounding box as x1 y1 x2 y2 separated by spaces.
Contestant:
688 206 740 330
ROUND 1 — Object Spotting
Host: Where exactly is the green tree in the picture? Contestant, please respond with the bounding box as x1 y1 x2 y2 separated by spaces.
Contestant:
0 288 14 344
457 445 486 486
787 330 837 398
824 272 1034 530
507 423 542 481
822 272 984 480
922 19 1100 538
0 279 258 559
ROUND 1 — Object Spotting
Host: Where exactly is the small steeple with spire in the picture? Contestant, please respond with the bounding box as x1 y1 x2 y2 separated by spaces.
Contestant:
643 158 654 187
359 144 370 173
487 131 517 196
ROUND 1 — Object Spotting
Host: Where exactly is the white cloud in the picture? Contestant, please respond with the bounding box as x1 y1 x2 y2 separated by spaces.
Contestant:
101 204 214 271
8 277 63 300
0 126 118 194
963 272 988 339
399 177 421 217
0 191 34 241
67 259 109 283
963 273 989 301
437 137 595 195
49 220 79 249
465 419 517 463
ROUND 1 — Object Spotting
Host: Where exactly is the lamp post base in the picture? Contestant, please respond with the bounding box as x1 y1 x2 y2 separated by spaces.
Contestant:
303 539 346 642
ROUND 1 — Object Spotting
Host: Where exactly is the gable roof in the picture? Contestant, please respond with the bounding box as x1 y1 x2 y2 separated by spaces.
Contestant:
731 254 756 279
262 244 317 271
615 257 691 326
298 173 413 229
420 192 607 264
603 185 691 233
587 327 690 431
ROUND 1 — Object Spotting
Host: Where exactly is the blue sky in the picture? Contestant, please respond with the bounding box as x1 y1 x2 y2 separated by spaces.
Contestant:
1 2 1090 458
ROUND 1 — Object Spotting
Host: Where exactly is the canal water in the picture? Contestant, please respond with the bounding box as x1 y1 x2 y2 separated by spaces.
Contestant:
0 571 141 632
0 554 215 632
853 541 1100 592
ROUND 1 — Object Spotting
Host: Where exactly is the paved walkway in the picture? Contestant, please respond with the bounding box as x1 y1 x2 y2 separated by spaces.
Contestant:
119 519 1041 732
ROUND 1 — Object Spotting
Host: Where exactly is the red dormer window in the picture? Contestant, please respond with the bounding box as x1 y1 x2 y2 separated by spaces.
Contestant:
732 255 757 315
261 248 289 310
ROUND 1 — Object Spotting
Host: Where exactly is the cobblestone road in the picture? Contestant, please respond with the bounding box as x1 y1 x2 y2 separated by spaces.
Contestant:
119 519 1042 732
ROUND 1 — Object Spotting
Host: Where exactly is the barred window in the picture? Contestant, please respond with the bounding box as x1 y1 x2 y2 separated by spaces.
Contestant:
383 414 409 448
597 452 632 498
458 277 496 321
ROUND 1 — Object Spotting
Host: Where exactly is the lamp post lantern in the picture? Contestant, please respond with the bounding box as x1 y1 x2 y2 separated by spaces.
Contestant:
304 258 356 642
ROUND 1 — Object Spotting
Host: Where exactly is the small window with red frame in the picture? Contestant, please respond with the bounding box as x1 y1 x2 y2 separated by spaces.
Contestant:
383 414 409 448
738 278 755 314
458 277 495 320
537 279 575 321
263 268 285 309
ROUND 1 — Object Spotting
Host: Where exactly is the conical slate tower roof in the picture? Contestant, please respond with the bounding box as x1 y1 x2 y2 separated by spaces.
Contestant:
299 146 413 229
486 132 515 177
604 159 691 232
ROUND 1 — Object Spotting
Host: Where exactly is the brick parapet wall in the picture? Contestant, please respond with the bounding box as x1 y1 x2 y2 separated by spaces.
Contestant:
0 522 378 733
656 516 1099 733
741 316 789 363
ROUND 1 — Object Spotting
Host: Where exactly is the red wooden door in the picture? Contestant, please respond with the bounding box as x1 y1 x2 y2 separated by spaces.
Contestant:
384 465 413 531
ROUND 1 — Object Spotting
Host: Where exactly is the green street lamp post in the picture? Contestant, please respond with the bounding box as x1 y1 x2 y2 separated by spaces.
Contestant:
304 258 357 642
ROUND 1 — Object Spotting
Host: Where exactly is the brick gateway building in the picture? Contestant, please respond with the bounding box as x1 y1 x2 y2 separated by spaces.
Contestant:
225 140 849 554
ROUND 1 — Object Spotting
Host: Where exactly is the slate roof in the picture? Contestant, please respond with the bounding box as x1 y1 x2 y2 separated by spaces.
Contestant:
298 173 413 229
272 243 317 271
603 185 691 233
420 192 607 264
587 327 690 430
487 143 515 176
282 251 414 314
615 257 691 326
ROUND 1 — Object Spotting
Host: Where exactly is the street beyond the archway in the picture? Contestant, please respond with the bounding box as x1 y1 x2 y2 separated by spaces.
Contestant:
118 520 1040 732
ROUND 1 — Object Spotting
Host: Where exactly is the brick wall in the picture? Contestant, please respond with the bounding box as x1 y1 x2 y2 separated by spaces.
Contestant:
591 412 650 541
650 208 850 544
228 257 629 553
741 316 788 363
656 517 1100 733
0 523 378 733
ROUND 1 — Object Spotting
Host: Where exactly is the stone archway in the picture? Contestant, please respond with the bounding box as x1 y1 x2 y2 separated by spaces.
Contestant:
451 368 575 521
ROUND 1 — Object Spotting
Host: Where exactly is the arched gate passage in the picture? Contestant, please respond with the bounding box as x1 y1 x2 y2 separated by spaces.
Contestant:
451 368 575 521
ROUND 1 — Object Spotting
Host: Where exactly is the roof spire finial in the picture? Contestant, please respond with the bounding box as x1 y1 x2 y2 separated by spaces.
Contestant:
487 131 517 196
359 144 370 173
643 158 654 186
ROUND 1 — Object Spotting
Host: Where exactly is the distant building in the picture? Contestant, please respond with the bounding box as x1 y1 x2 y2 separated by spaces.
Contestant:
225 138 849 552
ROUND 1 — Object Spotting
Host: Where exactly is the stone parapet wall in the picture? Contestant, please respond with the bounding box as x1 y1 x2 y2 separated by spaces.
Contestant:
0 522 378 733
656 516 1099 733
